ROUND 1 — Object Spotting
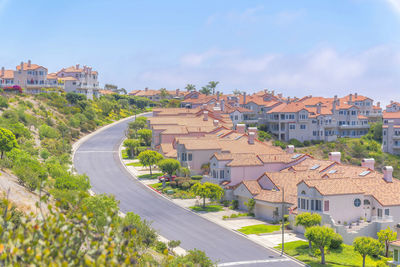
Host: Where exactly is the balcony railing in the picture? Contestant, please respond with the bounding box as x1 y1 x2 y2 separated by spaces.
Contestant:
339 124 370 129
371 215 393 222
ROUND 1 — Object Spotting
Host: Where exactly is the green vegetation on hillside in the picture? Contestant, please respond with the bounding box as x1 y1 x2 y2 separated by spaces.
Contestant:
0 91 214 266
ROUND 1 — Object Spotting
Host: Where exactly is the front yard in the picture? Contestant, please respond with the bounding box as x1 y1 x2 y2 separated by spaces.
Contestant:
190 205 223 212
274 241 385 267
150 181 196 199
238 224 281 235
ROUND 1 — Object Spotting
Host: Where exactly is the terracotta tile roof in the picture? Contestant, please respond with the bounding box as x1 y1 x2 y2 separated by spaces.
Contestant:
0 70 14 79
47 73 57 79
284 158 336 172
341 94 371 102
301 179 364 196
383 111 400 119
268 102 306 113
16 62 46 71
99 90 115 95
390 240 400 247
257 153 307 164
387 102 400 108
59 77 78 81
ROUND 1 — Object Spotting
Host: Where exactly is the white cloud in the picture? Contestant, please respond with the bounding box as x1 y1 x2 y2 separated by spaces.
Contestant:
386 0 400 14
136 45 400 105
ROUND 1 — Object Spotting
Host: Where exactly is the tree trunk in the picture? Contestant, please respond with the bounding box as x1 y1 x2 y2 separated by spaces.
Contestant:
385 242 389 257
130 148 134 158
362 255 366 267
149 165 152 175
203 197 206 208
320 247 325 265
1 151 3 159
308 240 312 250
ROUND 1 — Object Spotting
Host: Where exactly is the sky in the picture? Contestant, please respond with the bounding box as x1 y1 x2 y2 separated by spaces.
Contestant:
0 0 399 104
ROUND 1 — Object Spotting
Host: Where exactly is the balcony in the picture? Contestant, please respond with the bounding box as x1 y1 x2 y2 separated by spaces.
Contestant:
339 124 370 129
371 215 393 222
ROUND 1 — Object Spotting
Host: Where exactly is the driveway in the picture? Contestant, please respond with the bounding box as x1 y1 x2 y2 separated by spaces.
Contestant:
73 114 302 266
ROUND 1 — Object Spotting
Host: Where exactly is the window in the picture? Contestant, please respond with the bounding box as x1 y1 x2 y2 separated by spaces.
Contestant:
298 198 300 208
315 200 322 211
311 200 315 211
301 199 306 209
306 200 309 210
363 199 370 205
301 190 306 195
385 209 390 216
289 124 295 130
395 249 399 262
188 153 192 161
354 198 361 207
300 125 306 130
324 200 329 211
213 170 217 179
181 153 187 161
378 208 383 218
220 170 224 179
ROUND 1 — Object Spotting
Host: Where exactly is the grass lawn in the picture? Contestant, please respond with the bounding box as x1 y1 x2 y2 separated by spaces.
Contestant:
127 161 143 167
150 183 196 199
237 224 280 235
138 173 162 179
121 149 130 160
190 205 223 212
274 241 384 267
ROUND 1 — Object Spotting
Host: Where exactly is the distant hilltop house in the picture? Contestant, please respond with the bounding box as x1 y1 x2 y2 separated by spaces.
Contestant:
0 60 102 99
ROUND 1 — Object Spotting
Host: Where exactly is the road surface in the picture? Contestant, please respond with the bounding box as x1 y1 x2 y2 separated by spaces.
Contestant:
73 114 302 266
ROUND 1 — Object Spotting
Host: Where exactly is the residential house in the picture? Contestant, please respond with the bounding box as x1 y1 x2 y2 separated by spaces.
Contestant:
382 111 400 155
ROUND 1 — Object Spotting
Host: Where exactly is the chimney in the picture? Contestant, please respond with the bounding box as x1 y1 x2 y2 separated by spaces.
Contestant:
328 152 341 163
383 166 393 182
278 93 283 98
145 87 149 92
176 88 180 96
361 158 375 170
27 60 31 67
221 99 225 111
317 103 322 114
286 145 295 154
271 90 275 96
334 95 338 102
355 92 358 99
201 103 207 110
76 64 80 70
243 92 247 104
248 127 258 139
287 96 291 103
203 111 209 121
1 67 4 76
377 102 380 108
248 132 255 144
332 100 336 113
236 124 246 134
217 91 220 101
213 120 219 127
349 94 353 104
391 100 394 104
20 62 24 71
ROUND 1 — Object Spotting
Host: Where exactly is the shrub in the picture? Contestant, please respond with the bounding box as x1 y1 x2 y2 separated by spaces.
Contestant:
303 140 311 146
39 124 59 139
191 175 203 180
329 233 343 249
181 181 191 190
231 199 239 210
289 138 304 147
155 241 168 254
273 140 286 149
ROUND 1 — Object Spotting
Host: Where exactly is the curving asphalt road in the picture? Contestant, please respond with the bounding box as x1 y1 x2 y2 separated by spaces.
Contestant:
73 114 302 266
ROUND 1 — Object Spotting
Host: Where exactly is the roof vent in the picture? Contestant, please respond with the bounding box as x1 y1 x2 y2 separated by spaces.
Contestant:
361 158 375 170
286 145 294 154
328 152 341 163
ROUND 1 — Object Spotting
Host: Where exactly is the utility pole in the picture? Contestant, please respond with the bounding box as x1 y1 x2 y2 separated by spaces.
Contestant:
281 187 285 256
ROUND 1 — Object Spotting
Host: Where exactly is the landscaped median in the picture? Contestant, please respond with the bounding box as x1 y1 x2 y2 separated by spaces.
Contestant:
274 241 387 267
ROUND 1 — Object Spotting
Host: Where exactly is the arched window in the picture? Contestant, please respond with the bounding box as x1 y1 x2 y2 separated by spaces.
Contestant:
301 190 306 195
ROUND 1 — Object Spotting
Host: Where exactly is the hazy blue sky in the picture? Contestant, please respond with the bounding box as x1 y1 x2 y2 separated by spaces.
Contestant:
0 0 399 103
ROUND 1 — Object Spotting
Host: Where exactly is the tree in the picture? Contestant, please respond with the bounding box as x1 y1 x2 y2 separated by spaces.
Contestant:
305 226 336 265
168 249 214 266
137 129 152 146
137 150 163 175
295 212 322 249
185 84 196 92
158 159 180 177
66 92 85 104
191 182 224 208
233 89 242 96
377 226 397 257
353 237 382 267
199 86 211 96
168 240 181 255
123 139 141 158
244 198 255 215
0 128 18 159
207 81 219 95
160 88 169 99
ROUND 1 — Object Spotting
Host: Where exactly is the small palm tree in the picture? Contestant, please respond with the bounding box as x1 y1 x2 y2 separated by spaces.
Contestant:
199 86 211 96
185 84 196 92
207 81 219 95
159 88 169 99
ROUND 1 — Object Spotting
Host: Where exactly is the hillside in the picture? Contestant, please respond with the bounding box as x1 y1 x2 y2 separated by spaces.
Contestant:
0 91 213 266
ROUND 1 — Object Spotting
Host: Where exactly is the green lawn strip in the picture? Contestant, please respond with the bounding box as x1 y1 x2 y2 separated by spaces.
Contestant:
138 173 162 179
274 241 382 267
190 205 223 212
223 213 254 219
126 161 143 167
237 224 280 235
121 149 129 159
149 183 196 199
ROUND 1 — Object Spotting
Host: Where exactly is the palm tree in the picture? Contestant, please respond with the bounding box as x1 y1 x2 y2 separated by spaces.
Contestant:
199 86 211 96
159 88 169 99
185 84 196 92
233 89 242 96
207 81 219 95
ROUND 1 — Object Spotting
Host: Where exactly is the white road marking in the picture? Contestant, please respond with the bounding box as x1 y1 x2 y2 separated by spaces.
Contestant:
218 258 291 266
